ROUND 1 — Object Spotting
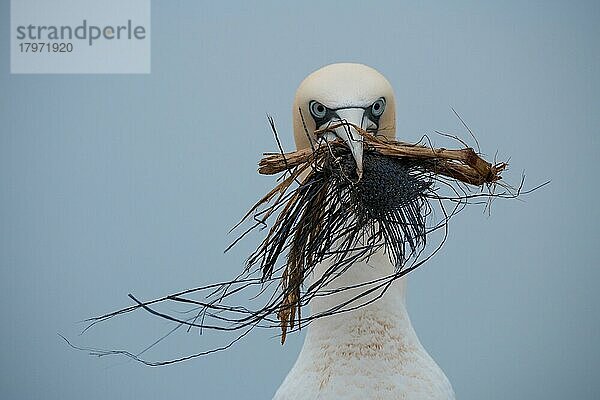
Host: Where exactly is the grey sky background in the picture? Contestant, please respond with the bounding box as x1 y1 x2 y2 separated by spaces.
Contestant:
1 1 599 399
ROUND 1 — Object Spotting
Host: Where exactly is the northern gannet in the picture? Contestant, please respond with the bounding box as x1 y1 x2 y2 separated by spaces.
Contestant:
273 63 455 400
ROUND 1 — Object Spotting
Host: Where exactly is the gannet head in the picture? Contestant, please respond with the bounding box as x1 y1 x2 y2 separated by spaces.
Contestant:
293 63 396 179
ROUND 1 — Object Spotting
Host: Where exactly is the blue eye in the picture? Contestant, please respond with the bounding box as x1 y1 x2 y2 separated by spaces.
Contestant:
371 98 385 117
309 101 327 119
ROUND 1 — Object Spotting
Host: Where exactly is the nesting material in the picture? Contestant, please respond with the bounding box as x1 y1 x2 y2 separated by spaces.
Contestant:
245 122 506 343
78 121 519 365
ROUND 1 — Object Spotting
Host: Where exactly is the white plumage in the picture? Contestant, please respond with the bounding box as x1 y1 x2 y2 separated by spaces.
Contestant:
273 64 455 400
273 249 454 399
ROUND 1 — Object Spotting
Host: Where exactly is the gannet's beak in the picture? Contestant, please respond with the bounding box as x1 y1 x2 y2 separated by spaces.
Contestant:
332 108 365 180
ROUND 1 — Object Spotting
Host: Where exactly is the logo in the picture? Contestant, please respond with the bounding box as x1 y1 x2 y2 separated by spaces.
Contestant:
11 0 151 74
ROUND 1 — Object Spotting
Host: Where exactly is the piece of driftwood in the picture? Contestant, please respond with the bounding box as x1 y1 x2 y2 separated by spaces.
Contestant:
259 123 506 186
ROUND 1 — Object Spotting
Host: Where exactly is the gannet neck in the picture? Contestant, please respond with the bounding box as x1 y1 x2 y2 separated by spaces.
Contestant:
273 248 455 400
307 248 406 318
305 248 413 361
